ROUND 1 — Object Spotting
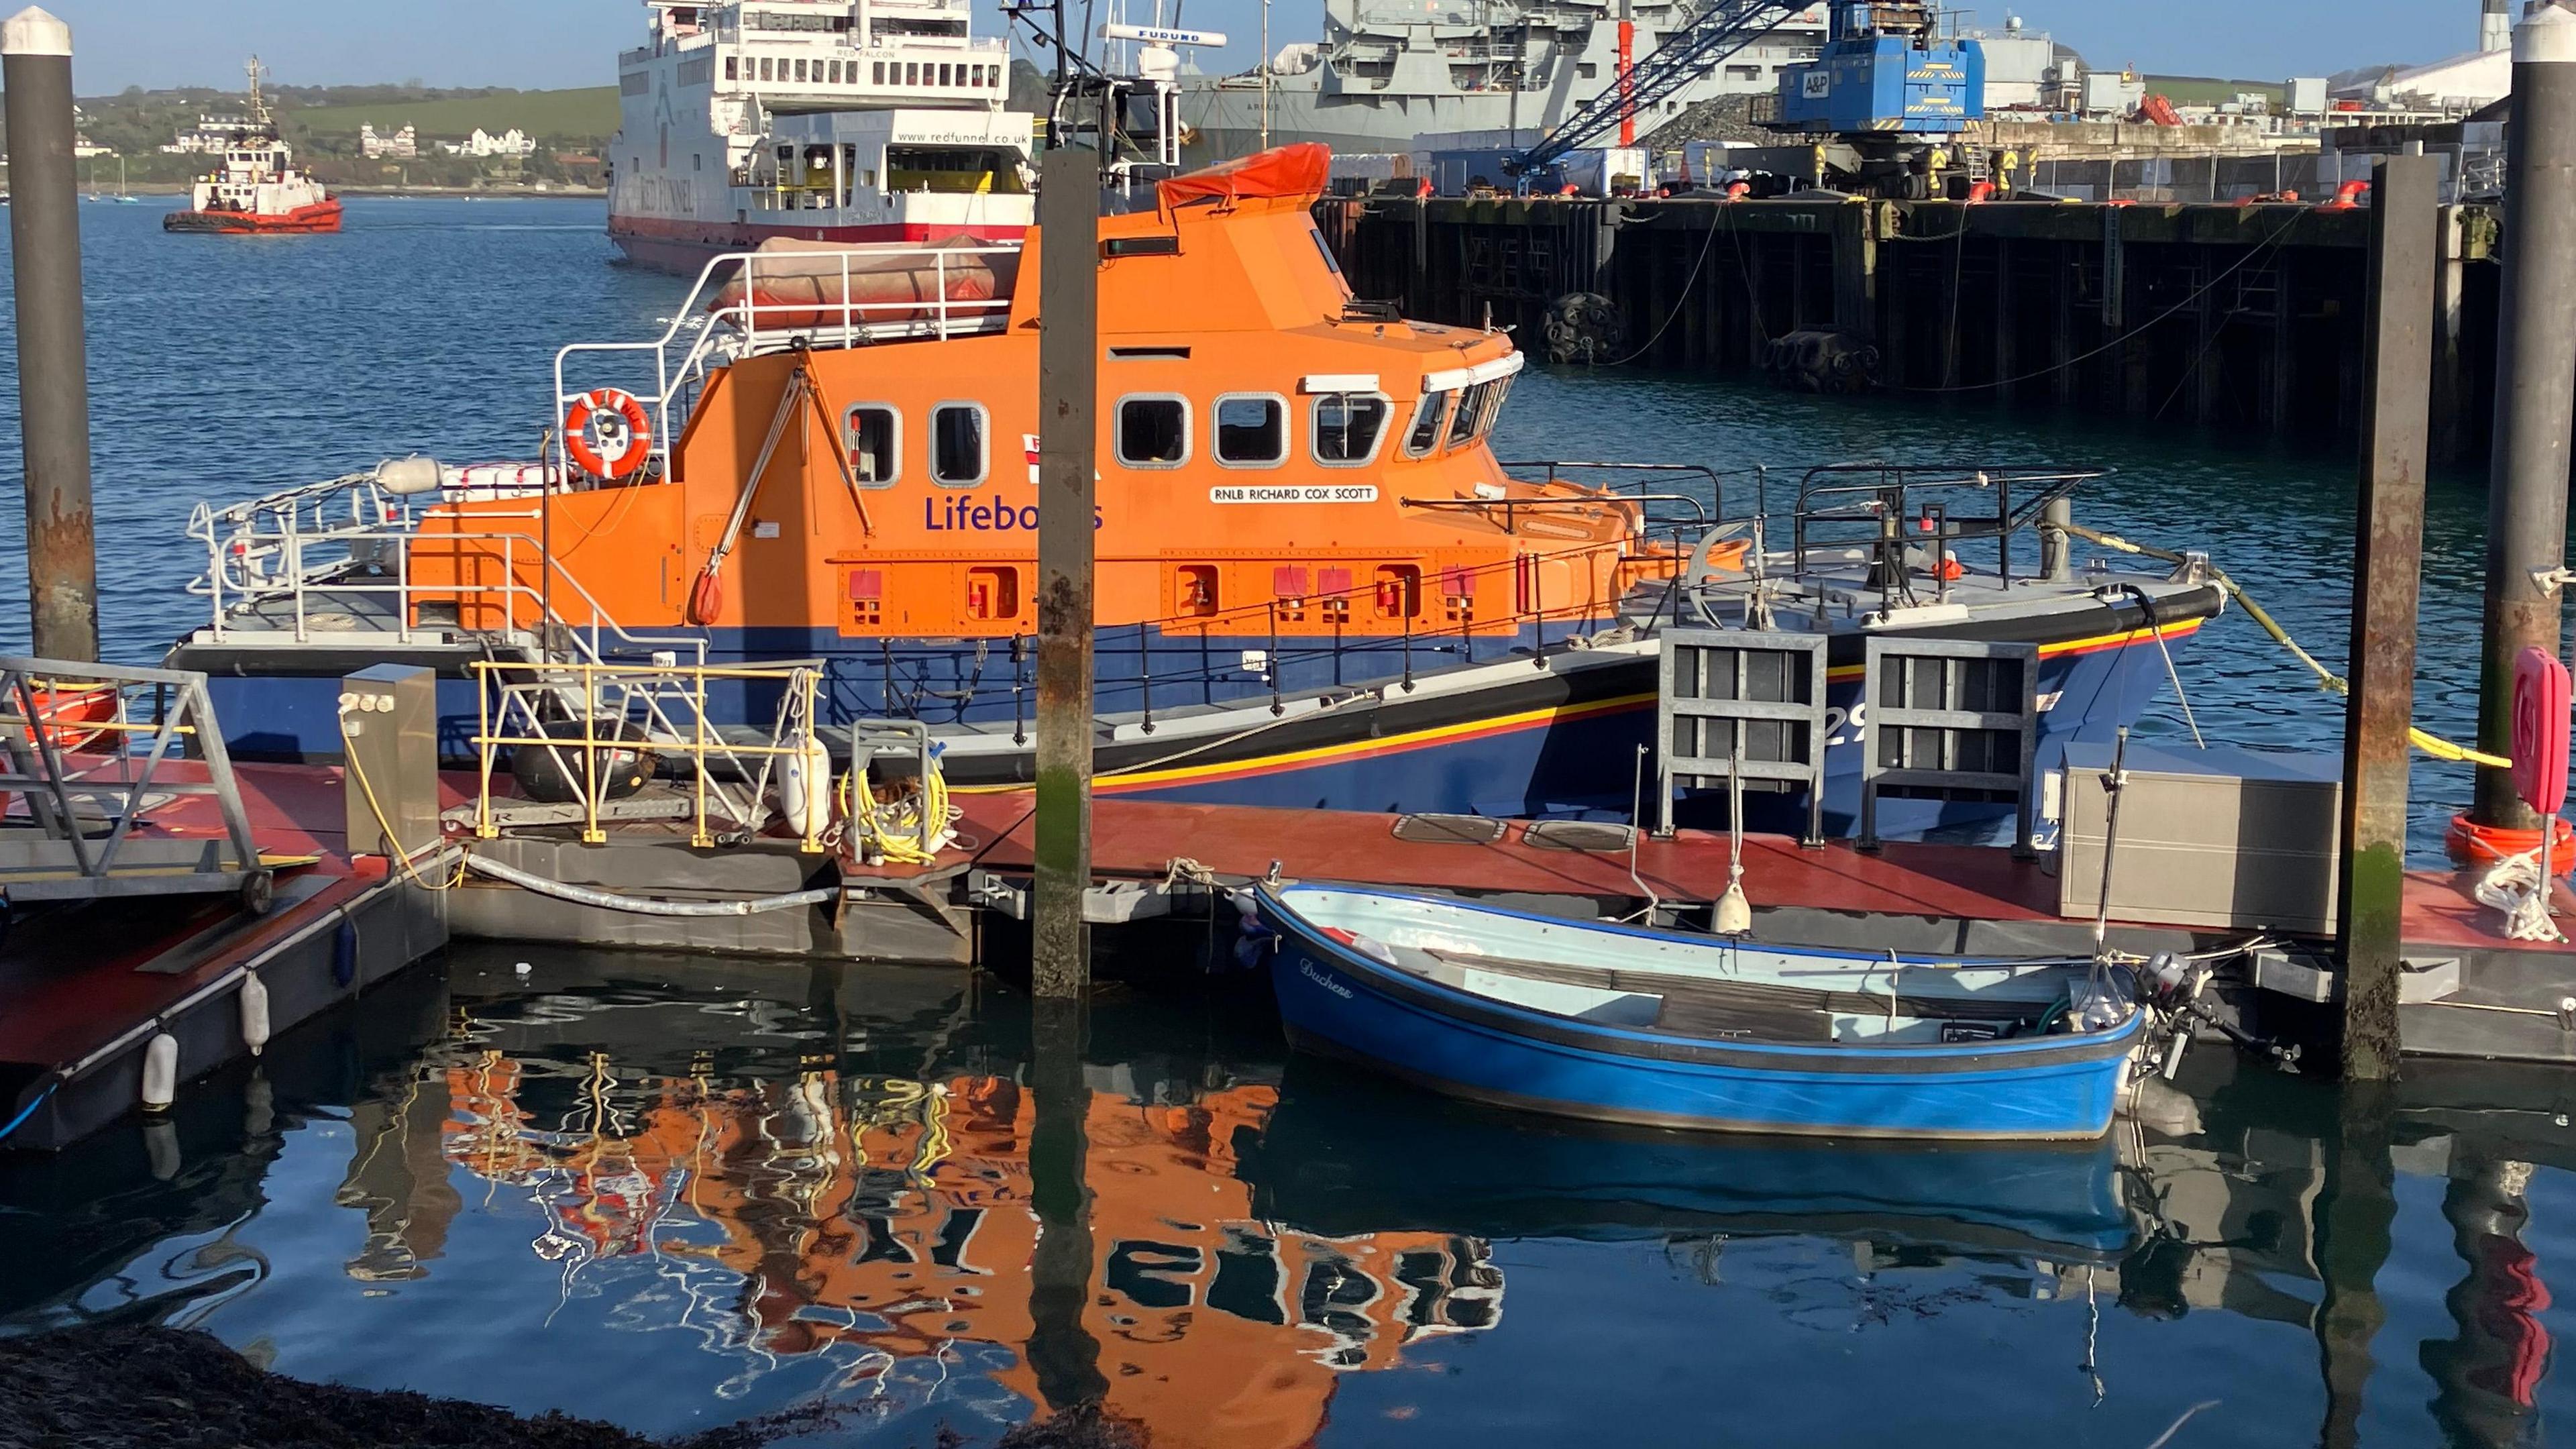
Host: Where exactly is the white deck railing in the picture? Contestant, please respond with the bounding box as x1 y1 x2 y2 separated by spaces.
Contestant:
552 239 1023 488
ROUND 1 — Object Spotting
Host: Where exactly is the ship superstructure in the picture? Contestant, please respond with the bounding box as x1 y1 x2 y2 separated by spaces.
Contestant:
163 57 342 235
608 0 1034 271
1177 0 1829 164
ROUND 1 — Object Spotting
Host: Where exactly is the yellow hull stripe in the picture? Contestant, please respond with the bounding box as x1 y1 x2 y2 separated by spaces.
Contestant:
959 613 2210 794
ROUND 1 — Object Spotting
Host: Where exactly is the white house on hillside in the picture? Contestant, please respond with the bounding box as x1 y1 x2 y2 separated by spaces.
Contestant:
437 127 538 158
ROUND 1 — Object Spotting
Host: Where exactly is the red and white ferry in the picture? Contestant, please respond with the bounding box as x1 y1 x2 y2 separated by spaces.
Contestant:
164 58 343 236
608 0 1033 273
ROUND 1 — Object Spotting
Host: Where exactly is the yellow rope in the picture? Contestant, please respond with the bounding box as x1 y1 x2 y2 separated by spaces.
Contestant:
2059 522 2512 770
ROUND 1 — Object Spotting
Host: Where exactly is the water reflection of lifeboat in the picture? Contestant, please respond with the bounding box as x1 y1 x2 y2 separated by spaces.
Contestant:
438 1061 1500 1446
1244 1063 2141 1263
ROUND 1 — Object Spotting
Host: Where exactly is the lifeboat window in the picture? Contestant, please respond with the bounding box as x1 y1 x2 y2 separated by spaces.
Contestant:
1116 396 1190 468
1214 394 1287 468
1448 380 1495 449
845 404 900 486
1311 394 1389 467
1403 392 1452 458
930 402 989 486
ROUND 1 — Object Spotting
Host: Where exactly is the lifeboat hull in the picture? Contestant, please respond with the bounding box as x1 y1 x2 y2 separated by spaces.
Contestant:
164 199 343 235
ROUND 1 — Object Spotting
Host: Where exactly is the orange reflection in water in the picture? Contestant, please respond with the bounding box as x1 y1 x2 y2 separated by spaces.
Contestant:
433 1056 1499 1446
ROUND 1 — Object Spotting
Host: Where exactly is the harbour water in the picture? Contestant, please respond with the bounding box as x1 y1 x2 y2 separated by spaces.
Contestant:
0 197 2567 1446
7 945 2576 1447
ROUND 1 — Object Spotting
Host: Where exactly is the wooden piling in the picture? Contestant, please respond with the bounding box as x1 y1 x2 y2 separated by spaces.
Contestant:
2337 155 2438 1083
1032 146 1100 1000
2 7 97 663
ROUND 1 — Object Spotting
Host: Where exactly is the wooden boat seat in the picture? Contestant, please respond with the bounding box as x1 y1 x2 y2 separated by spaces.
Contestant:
1419 947 2045 1044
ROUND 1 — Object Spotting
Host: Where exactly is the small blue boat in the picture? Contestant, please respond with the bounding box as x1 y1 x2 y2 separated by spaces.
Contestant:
1256 884 2153 1142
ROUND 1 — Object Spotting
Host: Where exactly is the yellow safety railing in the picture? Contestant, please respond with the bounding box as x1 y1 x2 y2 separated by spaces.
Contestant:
469 658 830 851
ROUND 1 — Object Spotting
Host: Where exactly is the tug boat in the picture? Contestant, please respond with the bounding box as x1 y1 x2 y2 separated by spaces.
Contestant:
167 143 2222 838
162 59 341 236
606 0 1033 273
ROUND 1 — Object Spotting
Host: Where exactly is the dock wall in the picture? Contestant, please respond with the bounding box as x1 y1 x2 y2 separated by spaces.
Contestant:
1316 197 2502 462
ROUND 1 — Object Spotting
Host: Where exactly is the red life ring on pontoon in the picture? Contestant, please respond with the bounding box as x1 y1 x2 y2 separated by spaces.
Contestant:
561 388 653 479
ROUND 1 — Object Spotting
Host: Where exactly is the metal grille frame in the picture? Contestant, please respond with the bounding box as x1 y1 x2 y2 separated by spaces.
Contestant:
1858 637 2041 856
1656 629 1831 845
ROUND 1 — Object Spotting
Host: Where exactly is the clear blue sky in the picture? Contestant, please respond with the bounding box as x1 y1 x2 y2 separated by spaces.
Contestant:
61 0 2480 93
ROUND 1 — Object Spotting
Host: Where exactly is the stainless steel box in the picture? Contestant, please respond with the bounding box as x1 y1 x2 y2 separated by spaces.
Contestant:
2056 742 2343 934
339 663 440 860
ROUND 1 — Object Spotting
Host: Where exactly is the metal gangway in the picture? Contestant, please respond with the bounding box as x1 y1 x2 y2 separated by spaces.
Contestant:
0 659 273 916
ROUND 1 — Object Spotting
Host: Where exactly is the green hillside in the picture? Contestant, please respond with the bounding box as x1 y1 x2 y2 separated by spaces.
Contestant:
290 86 619 142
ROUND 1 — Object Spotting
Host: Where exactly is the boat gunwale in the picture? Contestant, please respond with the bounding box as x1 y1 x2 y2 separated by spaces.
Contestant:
1260 881 2148 1075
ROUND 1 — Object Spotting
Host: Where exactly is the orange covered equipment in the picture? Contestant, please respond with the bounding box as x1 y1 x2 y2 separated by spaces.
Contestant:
1156 142 1333 211
708 237 1020 331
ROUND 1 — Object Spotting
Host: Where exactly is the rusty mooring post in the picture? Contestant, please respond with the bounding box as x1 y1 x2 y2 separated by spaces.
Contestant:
2473 5 2576 834
1032 144 1100 999
2336 154 2437 1083
3 7 97 662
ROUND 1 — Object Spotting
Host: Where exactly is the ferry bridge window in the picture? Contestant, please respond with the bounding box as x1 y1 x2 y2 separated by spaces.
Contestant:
1116 397 1189 468
873 61 885 85
845 405 900 486
1403 392 1452 457
930 402 988 486
759 56 773 81
906 62 921 86
1215 394 1287 467
724 56 739 80
1311 394 1388 466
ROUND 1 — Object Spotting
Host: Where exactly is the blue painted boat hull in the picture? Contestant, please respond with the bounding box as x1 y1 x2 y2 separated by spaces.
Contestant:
1260 888 2145 1140
1246 1061 2139 1260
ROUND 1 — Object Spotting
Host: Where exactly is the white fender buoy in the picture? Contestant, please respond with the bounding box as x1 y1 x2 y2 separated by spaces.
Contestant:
239 974 271 1057
780 731 834 839
141 1031 178 1112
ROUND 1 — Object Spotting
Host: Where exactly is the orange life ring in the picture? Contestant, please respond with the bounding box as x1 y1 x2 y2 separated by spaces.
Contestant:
561 388 653 479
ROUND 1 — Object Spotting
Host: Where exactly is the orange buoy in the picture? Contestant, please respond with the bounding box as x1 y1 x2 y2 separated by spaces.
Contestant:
2447 812 2576 873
